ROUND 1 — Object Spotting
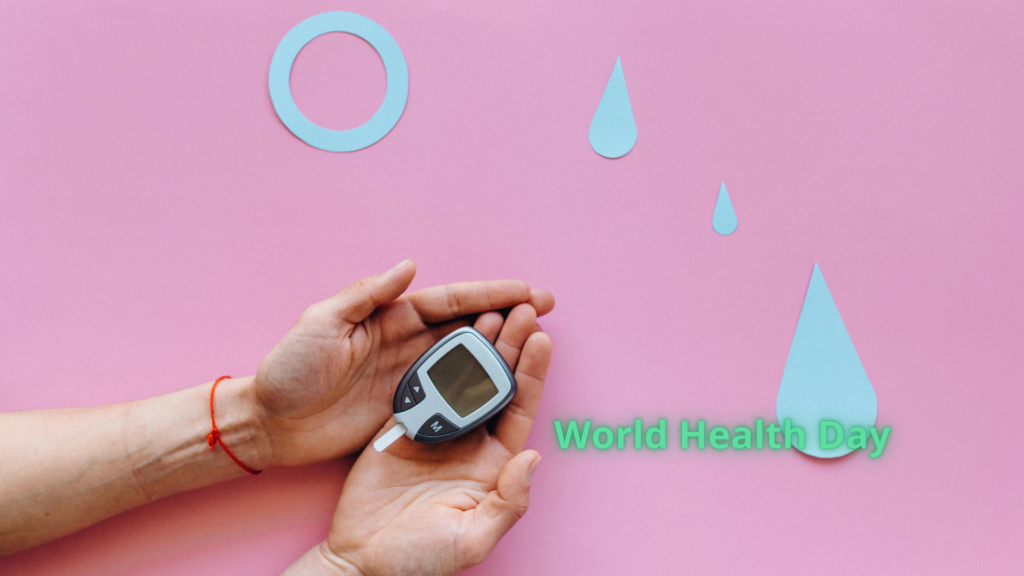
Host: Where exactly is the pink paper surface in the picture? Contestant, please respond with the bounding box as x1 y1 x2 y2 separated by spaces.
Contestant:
1 1 1022 574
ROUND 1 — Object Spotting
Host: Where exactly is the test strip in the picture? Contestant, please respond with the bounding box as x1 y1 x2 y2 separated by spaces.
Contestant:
373 423 408 452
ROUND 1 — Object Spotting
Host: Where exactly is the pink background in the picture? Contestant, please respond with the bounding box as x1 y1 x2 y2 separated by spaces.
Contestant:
2 0 1022 574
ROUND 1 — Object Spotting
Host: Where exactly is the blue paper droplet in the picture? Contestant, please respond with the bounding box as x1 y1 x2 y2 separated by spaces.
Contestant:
776 264 878 458
589 58 637 159
712 182 737 235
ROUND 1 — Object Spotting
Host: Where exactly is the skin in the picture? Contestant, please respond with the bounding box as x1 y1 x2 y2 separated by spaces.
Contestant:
0 260 555 575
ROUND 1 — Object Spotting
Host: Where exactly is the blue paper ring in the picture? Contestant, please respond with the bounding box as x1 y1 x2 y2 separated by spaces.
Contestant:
268 12 408 152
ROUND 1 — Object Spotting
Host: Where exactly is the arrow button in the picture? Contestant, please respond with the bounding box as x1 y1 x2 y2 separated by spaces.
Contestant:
409 373 426 403
393 382 417 413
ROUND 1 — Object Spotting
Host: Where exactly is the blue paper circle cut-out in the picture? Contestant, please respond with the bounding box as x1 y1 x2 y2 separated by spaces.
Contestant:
268 12 408 152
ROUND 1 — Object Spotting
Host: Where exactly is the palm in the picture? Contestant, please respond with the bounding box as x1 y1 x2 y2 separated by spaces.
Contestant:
331 430 515 575
321 304 553 576
255 299 450 463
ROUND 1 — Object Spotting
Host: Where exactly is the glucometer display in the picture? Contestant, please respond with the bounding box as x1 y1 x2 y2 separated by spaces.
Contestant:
427 344 499 417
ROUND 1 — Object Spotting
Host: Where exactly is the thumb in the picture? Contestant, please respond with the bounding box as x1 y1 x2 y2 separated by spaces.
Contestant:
329 259 416 325
462 450 541 567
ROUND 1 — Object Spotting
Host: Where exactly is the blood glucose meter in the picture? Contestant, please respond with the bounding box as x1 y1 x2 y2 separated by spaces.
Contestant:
374 327 517 450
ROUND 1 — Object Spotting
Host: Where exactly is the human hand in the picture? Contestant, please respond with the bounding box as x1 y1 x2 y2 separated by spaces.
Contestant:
249 260 554 469
284 302 552 576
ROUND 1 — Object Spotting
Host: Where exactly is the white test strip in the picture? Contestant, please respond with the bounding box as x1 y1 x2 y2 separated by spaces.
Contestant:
373 423 408 452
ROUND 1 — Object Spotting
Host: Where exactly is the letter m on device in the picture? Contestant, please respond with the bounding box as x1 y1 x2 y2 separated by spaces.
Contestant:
554 420 591 449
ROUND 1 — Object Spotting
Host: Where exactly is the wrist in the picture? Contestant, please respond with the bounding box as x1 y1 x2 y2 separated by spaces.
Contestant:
282 541 363 576
208 375 274 471
122 376 272 503
318 541 364 576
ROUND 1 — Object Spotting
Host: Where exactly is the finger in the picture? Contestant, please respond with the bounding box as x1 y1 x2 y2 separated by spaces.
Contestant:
462 450 540 567
494 304 537 371
473 312 504 343
326 260 417 325
408 280 530 324
528 290 555 317
412 317 479 361
493 332 552 453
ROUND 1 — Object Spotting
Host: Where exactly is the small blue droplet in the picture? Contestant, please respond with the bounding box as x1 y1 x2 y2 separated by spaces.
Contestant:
776 264 878 458
589 58 637 159
712 182 737 235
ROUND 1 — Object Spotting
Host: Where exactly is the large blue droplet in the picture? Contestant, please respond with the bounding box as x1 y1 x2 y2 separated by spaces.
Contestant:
588 58 637 159
712 182 737 235
776 264 877 458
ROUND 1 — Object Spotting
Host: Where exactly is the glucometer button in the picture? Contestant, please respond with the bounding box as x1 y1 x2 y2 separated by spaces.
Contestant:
394 382 417 413
417 414 459 438
408 373 426 403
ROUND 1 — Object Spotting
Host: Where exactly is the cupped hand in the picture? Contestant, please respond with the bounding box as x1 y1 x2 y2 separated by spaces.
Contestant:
294 302 553 576
251 260 554 467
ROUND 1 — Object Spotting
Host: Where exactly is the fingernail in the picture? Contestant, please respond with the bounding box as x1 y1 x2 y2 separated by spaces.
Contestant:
527 455 541 481
389 259 410 273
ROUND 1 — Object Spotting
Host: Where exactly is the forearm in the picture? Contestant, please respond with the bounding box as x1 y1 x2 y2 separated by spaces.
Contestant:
0 376 270 555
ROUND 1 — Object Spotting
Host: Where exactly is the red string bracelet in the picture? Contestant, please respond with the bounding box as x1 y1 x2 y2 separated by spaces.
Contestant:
206 376 262 475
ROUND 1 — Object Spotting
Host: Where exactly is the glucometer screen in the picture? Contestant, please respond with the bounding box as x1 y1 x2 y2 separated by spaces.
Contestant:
427 344 499 417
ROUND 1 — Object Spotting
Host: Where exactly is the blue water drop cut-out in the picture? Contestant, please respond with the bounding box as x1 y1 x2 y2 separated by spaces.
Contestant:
712 182 737 235
776 264 878 458
588 58 637 159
